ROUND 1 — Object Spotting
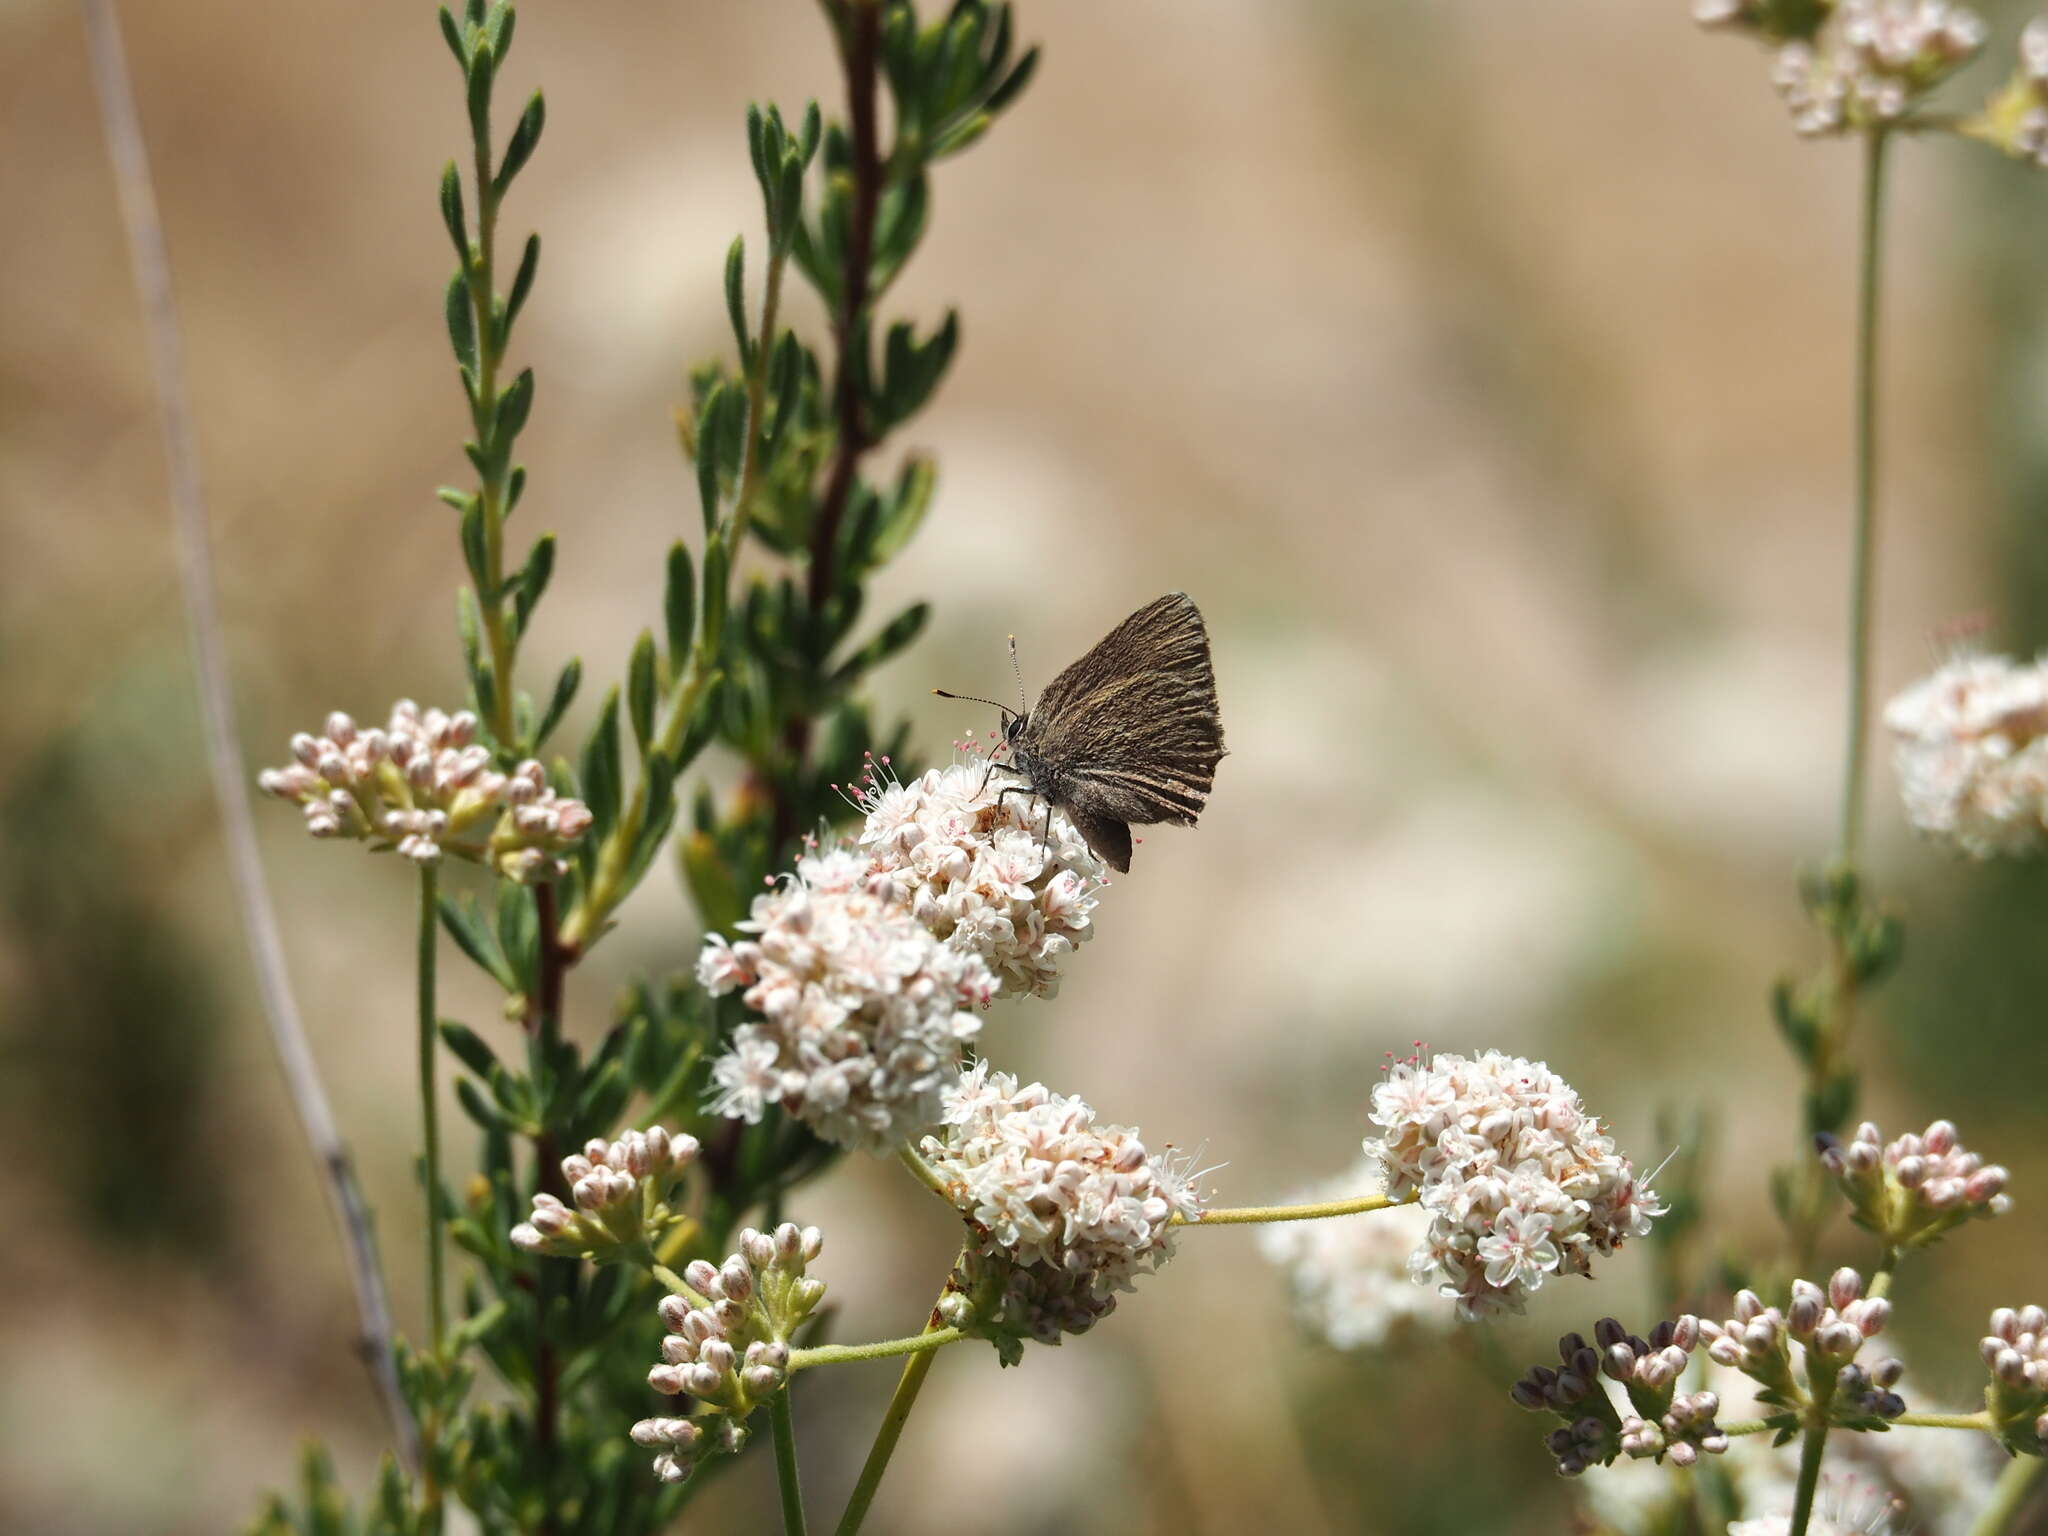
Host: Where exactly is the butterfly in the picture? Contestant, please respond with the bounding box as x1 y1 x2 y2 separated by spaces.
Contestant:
936 592 1226 872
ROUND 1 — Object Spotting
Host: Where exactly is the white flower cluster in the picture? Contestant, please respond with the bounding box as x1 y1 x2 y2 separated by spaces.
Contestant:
511 1125 700 1260
699 849 995 1152
1821 1118 2011 1249
1366 1050 1662 1320
2012 18 2048 165
1982 1304 2048 1454
258 701 592 881
635 1223 825 1484
923 1064 1201 1362
1257 1158 1448 1350
1766 1 1985 135
1885 652 2048 856
845 755 1108 996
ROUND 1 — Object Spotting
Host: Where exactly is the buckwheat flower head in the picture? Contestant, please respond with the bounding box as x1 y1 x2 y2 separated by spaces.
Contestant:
1258 1157 1447 1350
1820 1118 2011 1250
1367 1049 1663 1320
922 1063 1202 1364
1981 1303 2048 1455
636 1223 824 1484
1885 651 2048 857
1701 1270 1905 1426
257 700 592 880
1767 0 1985 135
840 753 1108 997
511 1125 700 1260
699 849 996 1152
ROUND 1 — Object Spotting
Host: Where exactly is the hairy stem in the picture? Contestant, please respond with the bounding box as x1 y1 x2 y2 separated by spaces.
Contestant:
1891 1411 1994 1431
1177 1193 1401 1226
771 1389 809 1536
790 1328 965 1371
1867 1245 1899 1300
79 0 417 1470
465 82 517 745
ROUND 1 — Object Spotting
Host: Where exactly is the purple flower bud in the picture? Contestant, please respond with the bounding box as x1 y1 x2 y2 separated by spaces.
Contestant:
1788 1295 1823 1337
1966 1167 2008 1205
1667 1441 1698 1467
684 1259 721 1296
1996 1348 2029 1387
1870 1357 1903 1388
658 1295 692 1332
1510 1379 1546 1411
1828 1269 1862 1310
1992 1308 2020 1342
2018 1305 2046 1336
647 1364 685 1394
1925 1120 1958 1155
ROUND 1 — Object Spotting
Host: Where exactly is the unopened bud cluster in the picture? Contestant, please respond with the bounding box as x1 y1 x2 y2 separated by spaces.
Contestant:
1820 1118 2011 1250
259 701 592 881
1981 1305 2048 1456
634 1223 825 1484
1511 1316 1726 1476
1701 1270 1904 1427
511 1126 700 1260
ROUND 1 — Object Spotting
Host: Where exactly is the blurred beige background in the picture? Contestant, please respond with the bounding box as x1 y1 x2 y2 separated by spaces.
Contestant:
6 0 2048 1531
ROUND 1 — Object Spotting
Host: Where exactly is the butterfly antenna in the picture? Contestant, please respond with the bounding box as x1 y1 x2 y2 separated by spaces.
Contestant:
1008 634 1027 712
932 687 1015 719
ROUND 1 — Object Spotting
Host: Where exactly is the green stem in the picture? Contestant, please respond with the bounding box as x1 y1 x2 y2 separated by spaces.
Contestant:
896 1141 947 1198
832 1344 939 1536
1867 1246 1899 1299
646 1260 709 1306
418 865 446 1350
1892 1410 1995 1431
1788 1417 1830 1536
1968 1456 2046 1536
770 1389 809 1536
790 1328 965 1372
1839 123 1889 867
465 93 517 747
1717 1418 1775 1438
1177 1192 1400 1226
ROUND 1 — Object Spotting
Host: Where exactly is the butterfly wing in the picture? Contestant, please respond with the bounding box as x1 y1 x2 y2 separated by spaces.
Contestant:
1027 592 1225 835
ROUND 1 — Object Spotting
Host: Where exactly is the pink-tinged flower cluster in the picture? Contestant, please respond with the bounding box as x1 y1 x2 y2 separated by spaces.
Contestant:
699 849 995 1152
1769 1 1985 135
1511 1315 1727 1476
1259 1157 1448 1350
510 1125 699 1260
1885 652 2048 857
924 1064 1202 1363
1702 1270 1905 1427
258 700 592 881
635 1223 825 1484
842 755 1108 997
1821 1118 2011 1250
1982 1304 2048 1455
1366 1050 1662 1320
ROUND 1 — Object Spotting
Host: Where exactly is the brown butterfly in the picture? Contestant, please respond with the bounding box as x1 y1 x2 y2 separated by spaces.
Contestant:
936 592 1226 872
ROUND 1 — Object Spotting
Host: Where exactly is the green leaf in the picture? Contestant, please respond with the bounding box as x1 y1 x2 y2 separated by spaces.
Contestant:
871 454 935 563
506 463 527 513
456 585 483 671
440 1020 506 1081
445 271 477 371
535 657 581 749
459 499 489 591
456 1076 514 1133
724 235 749 364
663 542 696 665
700 531 731 653
439 892 517 990
494 368 535 444
514 533 555 637
505 233 541 333
435 485 476 514
985 44 1039 115
438 7 468 69
465 43 495 141
493 91 545 198
830 602 929 689
580 687 623 833
626 629 658 754
438 163 468 260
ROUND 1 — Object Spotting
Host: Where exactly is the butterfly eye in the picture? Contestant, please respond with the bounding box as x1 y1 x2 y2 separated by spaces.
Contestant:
1005 715 1026 741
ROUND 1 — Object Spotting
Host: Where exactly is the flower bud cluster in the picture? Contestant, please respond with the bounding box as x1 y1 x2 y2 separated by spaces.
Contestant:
258 701 592 880
843 754 1109 997
1511 1316 1727 1476
1769 1 1985 136
633 1224 826 1484
1366 1050 1663 1320
511 1125 700 1260
1884 653 2048 858
699 848 996 1152
1981 1305 2048 1456
1820 1118 2011 1250
1701 1271 1904 1426
922 1063 1201 1365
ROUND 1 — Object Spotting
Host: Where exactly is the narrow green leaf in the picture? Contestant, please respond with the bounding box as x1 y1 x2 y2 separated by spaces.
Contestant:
579 687 623 833
465 43 495 140
723 235 749 364
699 531 731 652
445 271 477 370
506 464 527 512
439 894 516 989
535 657 581 748
830 602 930 688
872 454 935 563
456 585 483 671
505 233 541 331
495 367 535 443
626 629 658 754
663 542 696 664
493 91 545 197
435 485 476 513
438 162 468 259
441 1020 506 1081
438 6 468 69
798 99 822 162
514 533 555 636
456 1076 514 1132
459 500 489 590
